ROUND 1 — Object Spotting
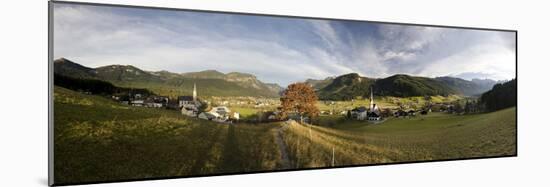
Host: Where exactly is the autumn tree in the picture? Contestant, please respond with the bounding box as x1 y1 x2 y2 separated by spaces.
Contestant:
278 83 320 122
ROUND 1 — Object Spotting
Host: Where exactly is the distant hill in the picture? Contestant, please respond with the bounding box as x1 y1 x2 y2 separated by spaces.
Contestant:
54 58 283 98
95 65 164 82
53 58 97 79
181 70 226 79
305 77 335 91
435 76 491 96
311 74 499 100
315 73 375 100
472 78 502 91
54 58 500 100
182 70 284 94
375 74 455 97
480 79 517 111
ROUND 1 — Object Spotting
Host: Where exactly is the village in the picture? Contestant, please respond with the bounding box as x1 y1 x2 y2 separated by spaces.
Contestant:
108 82 470 125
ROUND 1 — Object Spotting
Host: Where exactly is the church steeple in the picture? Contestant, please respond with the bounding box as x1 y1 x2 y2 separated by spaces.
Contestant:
193 83 197 102
369 87 375 111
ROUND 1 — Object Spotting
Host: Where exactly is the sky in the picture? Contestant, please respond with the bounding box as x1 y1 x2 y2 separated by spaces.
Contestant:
53 3 516 86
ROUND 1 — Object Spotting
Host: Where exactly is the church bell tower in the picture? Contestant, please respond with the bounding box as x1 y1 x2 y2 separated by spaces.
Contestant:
192 83 197 102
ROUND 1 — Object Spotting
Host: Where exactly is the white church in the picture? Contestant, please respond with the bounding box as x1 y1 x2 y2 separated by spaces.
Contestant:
350 87 382 121
180 83 202 117
366 88 381 121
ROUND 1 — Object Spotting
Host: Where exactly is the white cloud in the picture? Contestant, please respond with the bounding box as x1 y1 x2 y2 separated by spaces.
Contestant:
53 3 516 87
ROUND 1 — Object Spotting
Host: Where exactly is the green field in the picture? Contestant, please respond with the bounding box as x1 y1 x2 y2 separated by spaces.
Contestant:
231 107 261 119
54 86 516 184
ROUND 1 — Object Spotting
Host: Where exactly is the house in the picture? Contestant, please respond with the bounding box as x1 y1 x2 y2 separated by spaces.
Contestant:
210 106 231 116
119 95 131 105
350 106 368 120
232 112 240 121
166 99 180 110
195 106 232 123
178 96 195 108
146 101 163 108
198 112 218 120
144 96 167 108
131 100 144 107
181 106 198 117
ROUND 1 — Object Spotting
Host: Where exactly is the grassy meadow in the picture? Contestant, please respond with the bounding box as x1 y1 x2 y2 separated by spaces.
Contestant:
54 86 282 184
54 86 516 184
284 108 516 167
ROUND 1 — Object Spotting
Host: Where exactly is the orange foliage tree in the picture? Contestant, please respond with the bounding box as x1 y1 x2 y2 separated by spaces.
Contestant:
278 83 319 122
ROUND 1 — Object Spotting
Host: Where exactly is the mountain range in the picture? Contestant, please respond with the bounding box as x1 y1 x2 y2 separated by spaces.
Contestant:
54 58 500 100
306 73 500 100
54 58 283 98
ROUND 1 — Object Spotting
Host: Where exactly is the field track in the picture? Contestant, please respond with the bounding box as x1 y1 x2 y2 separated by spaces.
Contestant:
275 123 291 169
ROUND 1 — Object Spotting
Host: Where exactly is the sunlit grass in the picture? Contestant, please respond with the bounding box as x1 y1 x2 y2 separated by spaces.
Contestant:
54 86 515 184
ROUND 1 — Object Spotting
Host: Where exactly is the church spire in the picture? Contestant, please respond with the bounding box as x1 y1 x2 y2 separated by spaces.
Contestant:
193 83 197 102
370 87 374 111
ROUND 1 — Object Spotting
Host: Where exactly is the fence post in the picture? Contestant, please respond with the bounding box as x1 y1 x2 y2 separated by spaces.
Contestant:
332 147 335 167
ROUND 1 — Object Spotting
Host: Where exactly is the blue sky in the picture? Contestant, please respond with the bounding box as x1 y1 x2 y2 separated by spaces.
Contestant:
53 3 516 86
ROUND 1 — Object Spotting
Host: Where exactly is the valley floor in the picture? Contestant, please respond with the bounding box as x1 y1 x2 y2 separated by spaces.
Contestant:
53 86 516 185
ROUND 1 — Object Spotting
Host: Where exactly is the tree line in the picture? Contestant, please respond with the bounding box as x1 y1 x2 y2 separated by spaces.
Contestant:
439 79 516 114
54 73 154 97
480 79 517 112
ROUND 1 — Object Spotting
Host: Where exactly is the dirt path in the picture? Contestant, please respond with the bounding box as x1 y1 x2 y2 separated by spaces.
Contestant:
274 123 291 170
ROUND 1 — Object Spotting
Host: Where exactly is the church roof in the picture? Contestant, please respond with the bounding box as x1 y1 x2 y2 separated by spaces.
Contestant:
178 96 193 101
367 112 380 117
353 106 368 112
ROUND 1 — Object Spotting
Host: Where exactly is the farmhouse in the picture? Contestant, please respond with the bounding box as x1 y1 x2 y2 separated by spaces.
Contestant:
350 107 368 120
211 106 230 115
145 96 168 108
131 100 144 107
181 106 198 117
197 106 239 123
231 112 240 121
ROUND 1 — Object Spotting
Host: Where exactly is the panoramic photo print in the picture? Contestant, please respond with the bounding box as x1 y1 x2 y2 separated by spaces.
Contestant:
51 2 517 185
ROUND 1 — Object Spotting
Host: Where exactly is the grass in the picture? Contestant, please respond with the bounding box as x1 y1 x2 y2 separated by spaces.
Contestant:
283 108 516 167
54 86 515 184
54 86 282 184
231 107 260 119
